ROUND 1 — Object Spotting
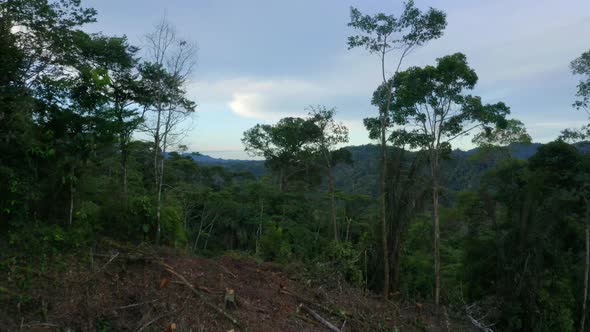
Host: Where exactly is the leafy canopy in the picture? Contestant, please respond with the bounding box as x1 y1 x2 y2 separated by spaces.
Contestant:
382 52 511 151
347 1 447 56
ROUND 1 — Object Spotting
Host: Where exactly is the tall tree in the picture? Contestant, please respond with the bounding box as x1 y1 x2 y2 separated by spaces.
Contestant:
140 18 197 244
576 155 590 332
347 1 446 297
564 49 590 332
0 0 97 225
391 53 511 304
93 35 142 198
307 106 350 242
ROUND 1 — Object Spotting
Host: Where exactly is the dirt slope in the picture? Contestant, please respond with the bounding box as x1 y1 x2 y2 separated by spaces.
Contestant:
0 246 477 331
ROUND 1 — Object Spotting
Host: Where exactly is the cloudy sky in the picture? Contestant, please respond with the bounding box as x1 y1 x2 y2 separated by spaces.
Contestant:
85 0 590 159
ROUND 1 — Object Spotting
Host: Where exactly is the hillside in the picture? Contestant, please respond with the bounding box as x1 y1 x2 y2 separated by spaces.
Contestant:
193 141 590 197
0 243 477 331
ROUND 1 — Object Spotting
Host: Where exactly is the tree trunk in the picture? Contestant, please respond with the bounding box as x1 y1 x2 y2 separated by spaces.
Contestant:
68 177 74 226
152 103 162 244
430 151 441 306
256 197 264 255
194 219 204 251
345 217 352 242
117 109 130 199
155 173 163 245
581 202 589 332
391 222 402 292
121 145 129 199
328 163 338 242
379 45 391 299
155 130 167 246
380 123 389 298
433 180 441 306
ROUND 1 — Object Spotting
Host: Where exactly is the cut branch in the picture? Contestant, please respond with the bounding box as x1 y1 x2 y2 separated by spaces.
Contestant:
299 304 341 332
157 261 241 327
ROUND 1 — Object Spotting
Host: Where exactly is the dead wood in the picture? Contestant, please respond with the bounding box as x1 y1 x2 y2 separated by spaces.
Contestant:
215 261 237 278
82 252 120 284
299 304 342 332
170 280 223 295
280 288 373 330
157 261 241 328
280 289 348 320
115 299 160 310
135 311 174 332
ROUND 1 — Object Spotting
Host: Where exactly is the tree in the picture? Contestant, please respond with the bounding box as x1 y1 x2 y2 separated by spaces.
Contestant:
347 1 446 297
0 0 98 227
139 18 197 244
576 155 590 332
92 35 142 198
242 117 321 191
571 50 590 114
391 52 511 304
561 50 590 142
565 49 590 332
307 106 350 242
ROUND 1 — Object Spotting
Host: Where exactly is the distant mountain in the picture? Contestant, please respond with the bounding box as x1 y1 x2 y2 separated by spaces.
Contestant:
188 154 255 164
185 141 590 194
452 142 543 160
185 153 266 177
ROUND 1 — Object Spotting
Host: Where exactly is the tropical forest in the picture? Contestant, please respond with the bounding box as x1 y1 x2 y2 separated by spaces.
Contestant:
1 0 590 331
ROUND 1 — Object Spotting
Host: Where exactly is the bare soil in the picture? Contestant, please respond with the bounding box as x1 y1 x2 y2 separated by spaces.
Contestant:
0 245 477 331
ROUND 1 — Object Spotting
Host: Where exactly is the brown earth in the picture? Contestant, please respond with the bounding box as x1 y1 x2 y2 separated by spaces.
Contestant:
0 244 478 331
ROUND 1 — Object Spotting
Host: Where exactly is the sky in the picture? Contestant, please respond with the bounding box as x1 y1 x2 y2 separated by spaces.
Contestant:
84 0 590 159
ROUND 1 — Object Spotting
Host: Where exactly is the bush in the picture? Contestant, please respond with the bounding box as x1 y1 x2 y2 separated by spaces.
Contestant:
259 223 292 263
160 204 187 247
323 241 364 287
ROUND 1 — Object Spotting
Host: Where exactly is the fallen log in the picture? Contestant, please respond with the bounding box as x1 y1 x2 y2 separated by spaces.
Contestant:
299 304 341 332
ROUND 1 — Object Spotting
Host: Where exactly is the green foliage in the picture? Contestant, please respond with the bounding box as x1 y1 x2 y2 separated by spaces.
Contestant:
259 223 292 263
323 241 364 287
1 2 589 332
571 49 590 112
347 2 447 54
399 215 433 300
242 115 323 191
160 203 187 248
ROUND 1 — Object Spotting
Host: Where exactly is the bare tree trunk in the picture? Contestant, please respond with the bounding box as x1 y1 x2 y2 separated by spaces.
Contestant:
581 201 589 332
152 104 162 244
68 176 74 226
380 123 389 298
194 205 208 252
120 138 129 199
155 110 172 245
391 221 402 292
433 179 441 306
155 171 163 245
327 163 338 242
345 217 352 242
379 44 390 298
204 222 214 250
122 160 128 197
256 197 264 254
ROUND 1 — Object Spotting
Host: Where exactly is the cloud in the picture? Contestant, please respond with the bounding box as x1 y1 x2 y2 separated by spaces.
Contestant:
183 6 589 150
226 79 325 120
188 75 373 122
